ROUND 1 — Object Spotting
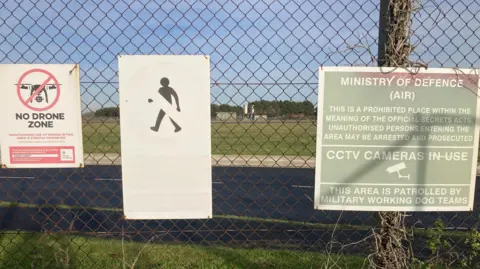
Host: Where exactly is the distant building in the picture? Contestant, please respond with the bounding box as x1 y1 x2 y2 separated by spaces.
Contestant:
216 112 237 121
254 114 267 121
288 113 305 119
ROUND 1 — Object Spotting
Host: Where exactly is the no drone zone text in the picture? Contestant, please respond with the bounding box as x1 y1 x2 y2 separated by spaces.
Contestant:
15 112 65 128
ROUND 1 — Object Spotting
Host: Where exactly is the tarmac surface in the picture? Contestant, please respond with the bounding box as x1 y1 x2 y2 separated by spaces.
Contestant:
0 165 478 255
0 165 477 225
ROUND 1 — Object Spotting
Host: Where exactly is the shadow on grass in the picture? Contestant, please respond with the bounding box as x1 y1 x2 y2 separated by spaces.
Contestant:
0 232 77 269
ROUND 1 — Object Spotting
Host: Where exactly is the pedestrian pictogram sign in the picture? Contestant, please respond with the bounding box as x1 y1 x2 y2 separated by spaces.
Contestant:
148 77 182 133
0 64 84 169
16 69 61 111
118 55 212 220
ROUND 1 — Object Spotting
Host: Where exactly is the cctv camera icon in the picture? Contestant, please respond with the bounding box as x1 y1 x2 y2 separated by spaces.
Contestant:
385 162 410 180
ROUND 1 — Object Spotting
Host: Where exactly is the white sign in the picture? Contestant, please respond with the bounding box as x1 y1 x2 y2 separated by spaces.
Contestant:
0 64 84 168
118 55 212 219
315 66 480 211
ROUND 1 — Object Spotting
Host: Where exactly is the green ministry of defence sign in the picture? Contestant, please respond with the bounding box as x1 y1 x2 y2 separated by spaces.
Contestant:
314 67 480 211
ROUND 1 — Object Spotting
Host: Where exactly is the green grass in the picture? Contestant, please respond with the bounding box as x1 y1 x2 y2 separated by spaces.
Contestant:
0 201 122 212
0 231 366 269
82 121 317 155
0 201 473 242
0 201 367 230
0 202 368 268
0 202 473 268
83 122 122 154
217 214 371 230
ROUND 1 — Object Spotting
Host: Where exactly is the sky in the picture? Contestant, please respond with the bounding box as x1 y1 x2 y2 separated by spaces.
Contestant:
0 0 479 113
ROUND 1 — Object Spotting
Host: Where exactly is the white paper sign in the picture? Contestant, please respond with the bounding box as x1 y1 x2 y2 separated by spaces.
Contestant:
118 55 212 219
0 64 84 168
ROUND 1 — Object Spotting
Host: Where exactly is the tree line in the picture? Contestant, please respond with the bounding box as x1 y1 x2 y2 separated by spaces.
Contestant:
249 100 315 116
211 100 315 117
92 100 315 118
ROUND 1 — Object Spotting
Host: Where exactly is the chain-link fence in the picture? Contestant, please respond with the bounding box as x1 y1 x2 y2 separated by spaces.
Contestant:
0 0 479 268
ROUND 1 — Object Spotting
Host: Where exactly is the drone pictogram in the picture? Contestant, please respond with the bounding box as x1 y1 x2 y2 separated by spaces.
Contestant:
16 83 60 104
16 68 62 112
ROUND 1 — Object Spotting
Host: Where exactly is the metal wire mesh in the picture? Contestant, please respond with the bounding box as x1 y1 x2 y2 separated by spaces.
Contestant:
0 0 479 268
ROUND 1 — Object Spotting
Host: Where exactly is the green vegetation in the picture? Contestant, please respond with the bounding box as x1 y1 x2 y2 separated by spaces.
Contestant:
412 218 480 269
247 100 316 117
211 103 243 117
212 121 316 156
93 107 120 117
83 122 122 154
95 100 316 120
210 100 316 118
0 202 475 268
0 232 366 269
0 201 364 231
0 201 473 241
0 201 122 212
82 121 317 155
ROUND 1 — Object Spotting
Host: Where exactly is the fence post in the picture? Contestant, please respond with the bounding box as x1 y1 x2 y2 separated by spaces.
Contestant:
377 0 389 67
373 0 413 268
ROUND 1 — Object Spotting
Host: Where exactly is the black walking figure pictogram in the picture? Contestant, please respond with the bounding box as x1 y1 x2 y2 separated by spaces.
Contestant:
148 77 182 133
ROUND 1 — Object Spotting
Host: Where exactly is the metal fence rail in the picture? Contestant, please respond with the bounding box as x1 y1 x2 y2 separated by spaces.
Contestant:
0 0 479 268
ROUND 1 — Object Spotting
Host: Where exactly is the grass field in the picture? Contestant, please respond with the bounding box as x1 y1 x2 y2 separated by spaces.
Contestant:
82 121 317 156
0 201 472 268
1 200 473 240
0 232 366 269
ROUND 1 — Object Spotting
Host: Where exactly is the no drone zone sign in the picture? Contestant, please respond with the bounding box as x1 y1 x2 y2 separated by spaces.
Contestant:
0 64 84 168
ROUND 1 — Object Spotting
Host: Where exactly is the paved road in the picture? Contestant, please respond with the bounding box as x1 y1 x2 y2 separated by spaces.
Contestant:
0 166 478 228
0 165 477 257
